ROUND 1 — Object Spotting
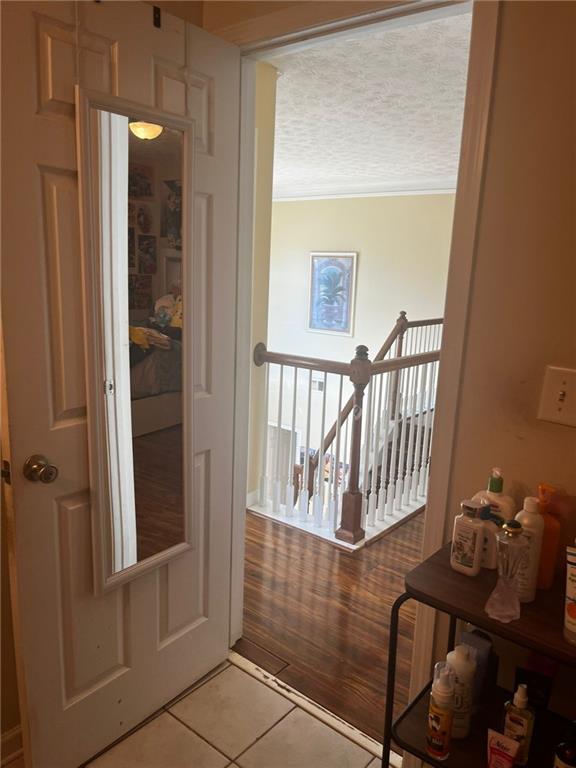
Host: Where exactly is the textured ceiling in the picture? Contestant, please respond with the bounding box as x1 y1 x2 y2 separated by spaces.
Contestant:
267 11 472 199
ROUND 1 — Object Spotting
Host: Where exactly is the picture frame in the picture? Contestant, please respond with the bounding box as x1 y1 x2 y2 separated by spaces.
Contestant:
307 251 357 335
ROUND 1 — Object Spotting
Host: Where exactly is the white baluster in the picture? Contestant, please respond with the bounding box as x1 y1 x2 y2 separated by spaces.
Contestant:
419 360 437 496
298 369 313 521
423 359 439 494
330 375 344 533
285 366 298 516
367 373 384 527
313 371 327 527
402 363 420 507
411 363 428 501
341 410 350 510
360 378 374 522
377 374 391 520
258 363 270 507
395 369 410 511
272 364 284 515
386 366 401 518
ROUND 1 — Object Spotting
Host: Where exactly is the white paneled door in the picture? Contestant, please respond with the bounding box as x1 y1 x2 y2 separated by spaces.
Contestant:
1 2 240 766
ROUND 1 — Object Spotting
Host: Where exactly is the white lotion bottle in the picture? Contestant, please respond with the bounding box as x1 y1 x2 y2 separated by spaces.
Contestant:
515 496 545 603
450 501 484 577
472 467 516 520
446 644 476 739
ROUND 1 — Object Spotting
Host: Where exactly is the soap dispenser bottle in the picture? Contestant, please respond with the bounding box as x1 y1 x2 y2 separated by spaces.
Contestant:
472 468 516 520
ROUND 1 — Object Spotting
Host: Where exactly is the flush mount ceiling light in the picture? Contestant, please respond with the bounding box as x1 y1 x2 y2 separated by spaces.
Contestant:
129 121 163 140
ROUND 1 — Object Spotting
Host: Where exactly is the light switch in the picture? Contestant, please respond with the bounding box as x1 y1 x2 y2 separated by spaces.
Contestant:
537 366 576 427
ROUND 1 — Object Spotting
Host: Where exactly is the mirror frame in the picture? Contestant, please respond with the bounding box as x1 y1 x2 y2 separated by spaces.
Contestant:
76 86 195 591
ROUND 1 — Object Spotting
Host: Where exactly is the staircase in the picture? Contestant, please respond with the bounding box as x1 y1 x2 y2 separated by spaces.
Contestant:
249 312 442 549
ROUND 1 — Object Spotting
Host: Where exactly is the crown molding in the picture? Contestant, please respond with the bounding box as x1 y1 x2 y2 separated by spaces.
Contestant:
273 177 457 201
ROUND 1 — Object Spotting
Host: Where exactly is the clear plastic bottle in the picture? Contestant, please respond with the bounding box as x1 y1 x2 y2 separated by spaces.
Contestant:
485 520 529 623
450 500 484 576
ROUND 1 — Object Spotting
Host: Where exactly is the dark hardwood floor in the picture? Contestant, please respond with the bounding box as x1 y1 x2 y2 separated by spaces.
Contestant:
133 425 184 561
235 511 423 743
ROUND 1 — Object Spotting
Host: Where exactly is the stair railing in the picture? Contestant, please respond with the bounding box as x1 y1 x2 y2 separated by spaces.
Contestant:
252 314 442 544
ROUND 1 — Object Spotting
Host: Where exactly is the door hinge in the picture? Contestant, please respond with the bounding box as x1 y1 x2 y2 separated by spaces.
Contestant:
1 459 11 485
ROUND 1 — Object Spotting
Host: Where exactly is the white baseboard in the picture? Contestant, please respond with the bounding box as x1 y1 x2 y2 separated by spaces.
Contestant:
246 489 259 508
1 725 23 767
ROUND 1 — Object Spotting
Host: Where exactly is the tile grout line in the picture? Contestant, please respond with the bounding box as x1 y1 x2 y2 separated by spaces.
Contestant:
166 700 296 764
164 709 234 763
228 651 404 766
228 706 297 766
162 661 231 710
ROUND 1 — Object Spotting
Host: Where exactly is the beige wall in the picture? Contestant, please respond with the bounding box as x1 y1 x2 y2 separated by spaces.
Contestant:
444 0 576 533
268 195 454 361
246 62 278 494
436 0 576 715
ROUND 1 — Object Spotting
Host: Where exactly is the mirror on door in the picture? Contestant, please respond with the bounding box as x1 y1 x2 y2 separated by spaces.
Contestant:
77 91 194 585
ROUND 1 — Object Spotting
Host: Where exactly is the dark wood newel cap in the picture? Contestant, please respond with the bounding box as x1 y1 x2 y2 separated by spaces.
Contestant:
355 345 369 360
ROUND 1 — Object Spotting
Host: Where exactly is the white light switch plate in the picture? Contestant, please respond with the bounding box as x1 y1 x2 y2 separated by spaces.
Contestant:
538 366 576 427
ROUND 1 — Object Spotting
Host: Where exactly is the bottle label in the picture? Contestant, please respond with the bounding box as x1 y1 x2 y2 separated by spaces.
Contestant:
452 525 479 568
516 531 534 598
504 712 530 762
452 680 471 736
426 697 452 759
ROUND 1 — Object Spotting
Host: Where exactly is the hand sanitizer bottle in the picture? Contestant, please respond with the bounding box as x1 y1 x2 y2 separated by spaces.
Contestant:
504 684 535 765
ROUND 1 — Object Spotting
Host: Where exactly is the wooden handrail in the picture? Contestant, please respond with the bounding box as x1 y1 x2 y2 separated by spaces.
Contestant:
405 317 443 328
253 342 351 376
371 349 440 375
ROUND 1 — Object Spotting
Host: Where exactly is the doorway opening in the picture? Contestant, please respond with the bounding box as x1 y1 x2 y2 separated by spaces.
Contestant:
236 5 472 742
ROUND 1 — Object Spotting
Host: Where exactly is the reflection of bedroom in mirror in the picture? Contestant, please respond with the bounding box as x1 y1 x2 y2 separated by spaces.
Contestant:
77 89 194 585
127 119 184 565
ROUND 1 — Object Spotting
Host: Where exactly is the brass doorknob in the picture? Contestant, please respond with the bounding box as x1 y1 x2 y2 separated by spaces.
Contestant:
23 454 59 483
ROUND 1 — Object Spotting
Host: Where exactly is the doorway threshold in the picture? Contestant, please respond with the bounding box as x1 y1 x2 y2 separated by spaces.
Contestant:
228 651 402 767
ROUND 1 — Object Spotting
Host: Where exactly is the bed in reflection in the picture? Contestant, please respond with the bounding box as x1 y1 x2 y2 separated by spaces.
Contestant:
129 286 184 561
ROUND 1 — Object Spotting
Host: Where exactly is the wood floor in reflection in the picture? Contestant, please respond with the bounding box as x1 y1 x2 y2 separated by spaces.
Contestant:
236 511 423 743
133 425 184 561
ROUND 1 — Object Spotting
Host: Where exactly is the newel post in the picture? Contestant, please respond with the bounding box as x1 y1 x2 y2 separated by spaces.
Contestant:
335 345 372 545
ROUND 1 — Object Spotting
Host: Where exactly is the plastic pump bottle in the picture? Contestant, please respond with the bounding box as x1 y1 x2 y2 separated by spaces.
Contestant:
515 496 545 602
472 468 516 520
446 644 476 739
426 662 455 761
504 683 535 766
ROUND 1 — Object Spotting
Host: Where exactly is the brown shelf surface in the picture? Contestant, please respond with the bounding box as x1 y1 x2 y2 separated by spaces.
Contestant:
405 544 576 667
393 683 569 768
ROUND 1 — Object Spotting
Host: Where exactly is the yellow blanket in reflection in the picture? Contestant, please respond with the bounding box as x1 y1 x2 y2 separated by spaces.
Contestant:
129 326 171 350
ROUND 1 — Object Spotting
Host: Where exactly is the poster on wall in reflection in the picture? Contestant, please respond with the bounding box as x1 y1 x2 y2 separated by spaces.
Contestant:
308 251 357 335
128 274 153 310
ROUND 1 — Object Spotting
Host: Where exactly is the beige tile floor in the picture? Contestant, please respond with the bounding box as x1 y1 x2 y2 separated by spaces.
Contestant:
87 662 380 768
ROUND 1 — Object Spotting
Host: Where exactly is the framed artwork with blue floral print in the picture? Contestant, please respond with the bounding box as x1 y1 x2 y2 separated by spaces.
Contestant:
308 251 357 335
